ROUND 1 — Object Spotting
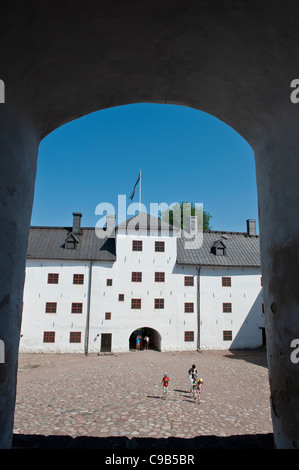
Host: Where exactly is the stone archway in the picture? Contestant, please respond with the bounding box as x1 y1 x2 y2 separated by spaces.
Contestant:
1 0 299 449
129 327 162 352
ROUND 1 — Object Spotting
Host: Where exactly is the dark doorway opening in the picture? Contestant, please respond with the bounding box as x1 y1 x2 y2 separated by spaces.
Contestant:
101 333 112 352
129 327 161 351
260 327 266 346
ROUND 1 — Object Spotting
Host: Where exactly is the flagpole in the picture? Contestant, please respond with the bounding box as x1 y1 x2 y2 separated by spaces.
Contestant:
139 169 141 214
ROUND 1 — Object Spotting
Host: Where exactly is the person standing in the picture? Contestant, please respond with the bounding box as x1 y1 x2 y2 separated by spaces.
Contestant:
188 364 198 393
161 373 170 400
144 335 149 350
196 378 203 404
192 378 197 399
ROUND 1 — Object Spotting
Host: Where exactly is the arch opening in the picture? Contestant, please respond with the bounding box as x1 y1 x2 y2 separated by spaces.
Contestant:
129 327 162 352
33 103 257 233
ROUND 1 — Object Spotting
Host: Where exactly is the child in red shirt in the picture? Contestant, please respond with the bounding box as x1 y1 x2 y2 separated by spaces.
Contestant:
161 373 170 400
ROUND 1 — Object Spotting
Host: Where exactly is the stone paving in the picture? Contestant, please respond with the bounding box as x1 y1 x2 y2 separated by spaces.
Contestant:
12 349 274 448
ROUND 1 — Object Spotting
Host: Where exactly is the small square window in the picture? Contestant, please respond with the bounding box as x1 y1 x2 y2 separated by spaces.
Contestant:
105 312 111 320
72 302 83 314
48 273 59 284
155 241 165 252
131 299 141 309
184 276 194 286
132 272 142 282
223 303 232 313
45 302 57 313
155 272 165 282
154 298 164 309
66 240 76 250
184 331 194 342
184 302 194 313
118 294 125 301
106 279 113 286
43 331 55 343
70 332 81 343
216 246 225 256
73 274 84 285
222 277 231 287
132 240 143 251
223 330 232 341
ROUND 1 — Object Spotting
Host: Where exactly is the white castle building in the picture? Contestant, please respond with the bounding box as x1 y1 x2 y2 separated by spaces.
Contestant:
20 212 264 353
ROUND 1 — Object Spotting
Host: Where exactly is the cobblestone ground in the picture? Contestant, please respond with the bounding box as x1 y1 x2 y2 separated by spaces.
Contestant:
13 349 273 448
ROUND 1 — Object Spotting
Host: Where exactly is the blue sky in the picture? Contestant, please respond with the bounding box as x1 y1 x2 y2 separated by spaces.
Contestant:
31 103 258 233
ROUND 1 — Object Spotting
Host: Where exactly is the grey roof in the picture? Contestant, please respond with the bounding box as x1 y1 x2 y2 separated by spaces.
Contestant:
177 230 260 267
27 227 116 261
27 213 260 267
116 211 177 232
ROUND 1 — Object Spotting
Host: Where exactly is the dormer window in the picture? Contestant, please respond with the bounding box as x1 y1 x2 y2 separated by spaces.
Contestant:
211 239 227 256
64 232 80 250
66 239 76 249
216 246 225 256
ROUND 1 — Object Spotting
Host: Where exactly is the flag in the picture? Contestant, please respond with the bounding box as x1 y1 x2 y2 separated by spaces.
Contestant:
129 172 141 201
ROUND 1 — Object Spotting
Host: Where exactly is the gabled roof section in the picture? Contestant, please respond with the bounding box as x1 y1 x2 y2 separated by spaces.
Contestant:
63 231 81 249
177 230 260 267
116 211 177 233
210 237 227 256
65 232 80 243
211 238 227 248
27 226 116 261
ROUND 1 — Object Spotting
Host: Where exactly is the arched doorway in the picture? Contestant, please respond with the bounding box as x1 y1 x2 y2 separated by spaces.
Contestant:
129 327 161 352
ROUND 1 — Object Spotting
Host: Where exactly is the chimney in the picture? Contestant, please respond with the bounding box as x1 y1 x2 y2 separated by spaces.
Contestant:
106 214 116 238
72 212 82 235
188 216 198 235
246 219 256 236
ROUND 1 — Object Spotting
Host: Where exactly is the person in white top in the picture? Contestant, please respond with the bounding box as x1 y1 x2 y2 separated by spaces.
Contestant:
188 364 198 393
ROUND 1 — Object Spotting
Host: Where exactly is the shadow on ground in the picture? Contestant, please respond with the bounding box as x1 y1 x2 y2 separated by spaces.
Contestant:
12 433 274 449
223 347 268 369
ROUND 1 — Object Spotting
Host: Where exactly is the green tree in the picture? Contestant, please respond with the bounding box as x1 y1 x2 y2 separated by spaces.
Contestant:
160 202 212 231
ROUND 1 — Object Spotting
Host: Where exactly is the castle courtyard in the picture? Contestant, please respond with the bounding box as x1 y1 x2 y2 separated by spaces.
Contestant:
12 349 273 449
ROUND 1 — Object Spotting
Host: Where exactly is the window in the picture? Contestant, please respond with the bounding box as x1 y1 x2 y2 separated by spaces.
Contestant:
48 273 59 284
45 302 57 313
261 276 263 286
262 303 264 313
211 240 226 256
222 276 231 287
155 272 165 282
43 331 55 343
106 279 113 286
132 240 143 251
70 332 81 343
223 330 232 341
105 312 111 320
155 241 165 252
184 302 194 313
73 274 84 285
184 276 194 286
132 272 142 282
154 298 164 309
223 302 232 313
131 298 141 309
118 294 125 301
66 239 76 250
71 302 83 314
184 331 194 342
